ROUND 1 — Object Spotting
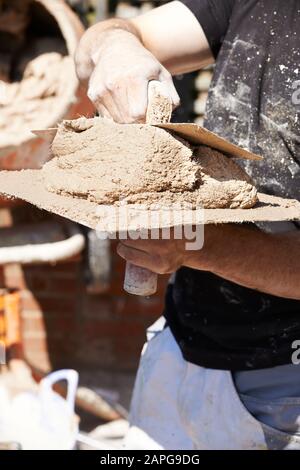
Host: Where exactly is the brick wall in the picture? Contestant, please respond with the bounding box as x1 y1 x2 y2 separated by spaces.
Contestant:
1 207 168 372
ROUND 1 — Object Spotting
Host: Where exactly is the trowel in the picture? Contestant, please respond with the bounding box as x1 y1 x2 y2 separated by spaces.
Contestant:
0 81 299 296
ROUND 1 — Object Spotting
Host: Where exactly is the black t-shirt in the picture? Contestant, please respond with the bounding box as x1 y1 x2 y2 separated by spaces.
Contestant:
164 0 300 370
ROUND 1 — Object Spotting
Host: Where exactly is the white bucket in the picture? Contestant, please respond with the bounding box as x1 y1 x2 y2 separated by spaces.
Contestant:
0 369 79 450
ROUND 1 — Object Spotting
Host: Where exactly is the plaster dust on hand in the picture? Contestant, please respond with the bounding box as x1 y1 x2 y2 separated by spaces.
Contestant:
42 117 258 210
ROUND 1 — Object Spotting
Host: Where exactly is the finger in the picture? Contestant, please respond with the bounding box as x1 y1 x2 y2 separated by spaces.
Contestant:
87 71 105 107
159 68 181 108
117 243 160 272
112 77 149 123
75 46 94 85
87 84 114 118
118 237 160 252
93 93 124 122
88 78 146 123
96 88 125 122
97 103 113 119
88 70 124 121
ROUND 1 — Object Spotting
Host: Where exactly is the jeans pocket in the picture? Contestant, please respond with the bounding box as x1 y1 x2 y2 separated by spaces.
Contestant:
240 394 300 432
232 383 300 450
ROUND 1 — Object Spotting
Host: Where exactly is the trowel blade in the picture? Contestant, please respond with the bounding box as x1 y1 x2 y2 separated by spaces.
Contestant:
31 121 262 162
157 123 262 161
31 128 58 145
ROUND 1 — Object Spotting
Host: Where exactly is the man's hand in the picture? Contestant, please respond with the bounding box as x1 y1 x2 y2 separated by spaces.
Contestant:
75 2 213 122
117 225 300 300
117 226 214 275
117 237 189 275
76 28 179 123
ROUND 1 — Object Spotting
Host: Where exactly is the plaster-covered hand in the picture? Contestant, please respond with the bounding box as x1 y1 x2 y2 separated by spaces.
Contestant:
75 27 179 123
75 2 214 123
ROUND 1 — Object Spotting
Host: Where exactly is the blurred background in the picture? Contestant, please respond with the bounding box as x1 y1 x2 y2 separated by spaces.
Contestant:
0 0 213 449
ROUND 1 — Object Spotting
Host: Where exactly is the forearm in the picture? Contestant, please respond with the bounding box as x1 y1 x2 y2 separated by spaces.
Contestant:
186 225 300 300
130 1 213 74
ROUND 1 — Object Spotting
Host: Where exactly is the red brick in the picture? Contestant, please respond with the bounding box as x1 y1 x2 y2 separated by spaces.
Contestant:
114 338 144 359
22 336 48 352
22 316 45 333
21 292 42 313
49 277 82 294
24 352 51 373
82 296 114 320
21 309 43 319
112 296 163 319
25 275 50 292
32 296 77 314
4 264 26 289
49 261 81 274
22 316 75 335
0 266 5 285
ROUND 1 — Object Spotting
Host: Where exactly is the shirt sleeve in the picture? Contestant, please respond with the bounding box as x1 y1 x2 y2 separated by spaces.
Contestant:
179 0 236 57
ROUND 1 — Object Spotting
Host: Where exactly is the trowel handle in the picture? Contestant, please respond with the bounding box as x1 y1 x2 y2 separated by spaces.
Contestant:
124 262 158 296
123 80 172 296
